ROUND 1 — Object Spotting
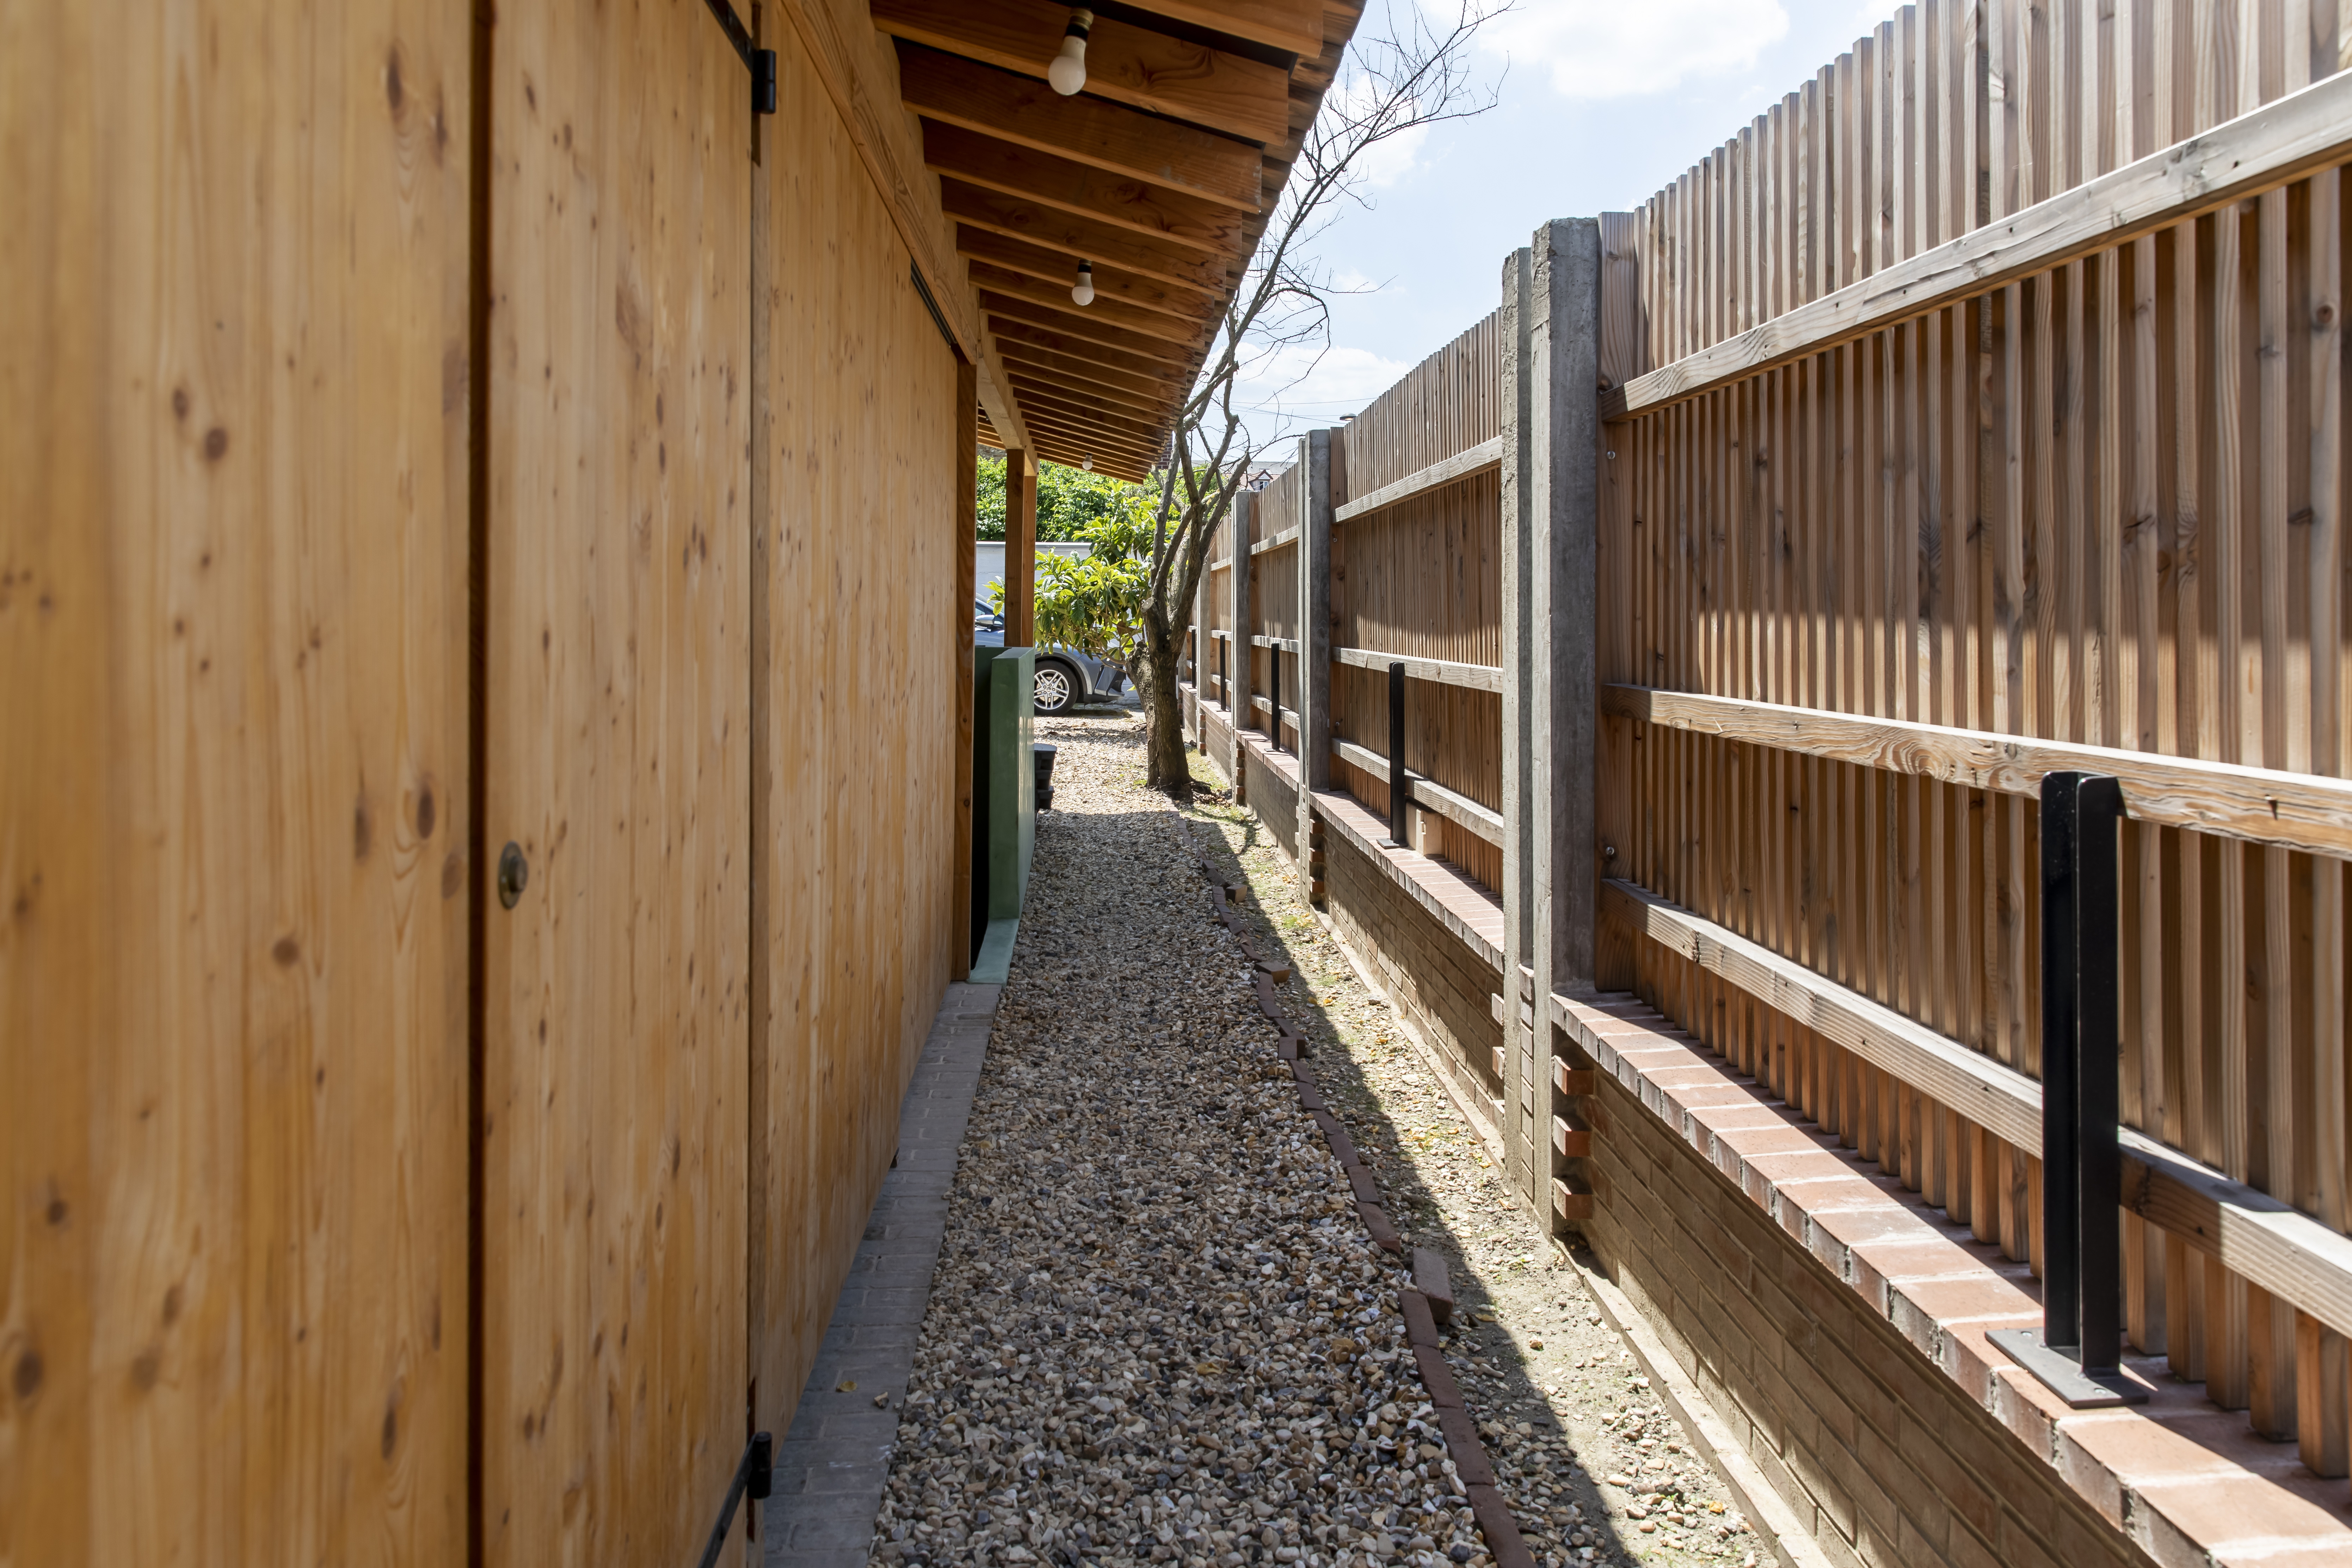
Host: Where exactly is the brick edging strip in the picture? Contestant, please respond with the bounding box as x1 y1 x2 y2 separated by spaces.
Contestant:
1178 819 1538 1568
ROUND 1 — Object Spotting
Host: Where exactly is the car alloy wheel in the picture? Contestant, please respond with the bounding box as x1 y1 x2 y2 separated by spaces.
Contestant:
1033 663 1076 713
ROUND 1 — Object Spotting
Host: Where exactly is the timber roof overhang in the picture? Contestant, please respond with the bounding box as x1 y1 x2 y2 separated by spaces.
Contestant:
871 0 1366 481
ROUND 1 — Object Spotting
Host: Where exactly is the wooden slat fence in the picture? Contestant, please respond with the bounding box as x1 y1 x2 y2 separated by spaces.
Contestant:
1331 310 1509 895
1182 0 2352 1497
1599 0 2352 1463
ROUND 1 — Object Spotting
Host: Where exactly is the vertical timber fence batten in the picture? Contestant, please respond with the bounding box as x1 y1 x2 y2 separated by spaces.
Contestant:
1174 0 2352 1556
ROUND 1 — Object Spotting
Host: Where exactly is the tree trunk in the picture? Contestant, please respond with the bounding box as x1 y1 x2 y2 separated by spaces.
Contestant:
1137 618 1193 801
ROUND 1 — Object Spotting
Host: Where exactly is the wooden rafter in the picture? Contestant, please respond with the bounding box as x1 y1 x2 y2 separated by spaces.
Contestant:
968 263 1207 347
868 0 1291 144
979 294 1199 365
986 315 1193 384
898 44 1264 211
941 180 1233 294
923 123 1249 257
958 229 1202 317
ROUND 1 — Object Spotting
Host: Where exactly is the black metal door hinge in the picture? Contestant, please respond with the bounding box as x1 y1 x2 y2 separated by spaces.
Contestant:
703 0 778 115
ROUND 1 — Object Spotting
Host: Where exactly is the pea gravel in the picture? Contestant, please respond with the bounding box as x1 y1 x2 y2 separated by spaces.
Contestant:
869 714 1499 1568
867 711 1775 1568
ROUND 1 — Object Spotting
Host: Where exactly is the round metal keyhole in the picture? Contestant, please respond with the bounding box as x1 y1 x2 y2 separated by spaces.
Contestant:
496 842 529 909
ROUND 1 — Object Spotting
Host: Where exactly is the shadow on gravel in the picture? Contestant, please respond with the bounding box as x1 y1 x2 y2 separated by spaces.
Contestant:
1177 801 1643 1568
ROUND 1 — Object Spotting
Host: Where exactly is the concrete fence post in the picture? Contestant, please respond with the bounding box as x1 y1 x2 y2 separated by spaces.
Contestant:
1228 488 1254 801
1298 429 1334 869
1499 243 1539 1214
1527 218 1601 1231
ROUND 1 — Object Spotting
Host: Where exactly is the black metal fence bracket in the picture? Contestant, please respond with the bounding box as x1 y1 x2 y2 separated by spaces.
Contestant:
694 1430 775 1568
1269 647 1282 753
1379 660 1408 849
702 0 779 115
1990 772 2147 1408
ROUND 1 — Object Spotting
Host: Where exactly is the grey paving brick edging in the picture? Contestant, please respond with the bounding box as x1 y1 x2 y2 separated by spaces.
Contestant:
1182 824 1539 1568
762 982 1004 1568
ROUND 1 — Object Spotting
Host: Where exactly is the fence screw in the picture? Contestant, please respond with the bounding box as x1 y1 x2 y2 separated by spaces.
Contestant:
496 843 529 910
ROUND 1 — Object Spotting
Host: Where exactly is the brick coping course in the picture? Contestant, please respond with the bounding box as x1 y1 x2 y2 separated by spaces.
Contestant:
1553 991 2352 1568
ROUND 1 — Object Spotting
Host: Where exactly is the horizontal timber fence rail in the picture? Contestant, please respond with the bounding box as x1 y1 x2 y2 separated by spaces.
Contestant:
1176 0 2352 1556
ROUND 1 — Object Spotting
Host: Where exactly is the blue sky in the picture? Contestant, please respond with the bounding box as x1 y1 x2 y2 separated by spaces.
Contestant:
1230 0 1907 447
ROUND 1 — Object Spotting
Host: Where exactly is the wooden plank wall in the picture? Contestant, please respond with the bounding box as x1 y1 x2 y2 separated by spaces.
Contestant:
2 4 972 1564
751 17 961 1458
1597 0 2352 1460
1 5 476 1564
1331 312 1508 892
480 3 751 1560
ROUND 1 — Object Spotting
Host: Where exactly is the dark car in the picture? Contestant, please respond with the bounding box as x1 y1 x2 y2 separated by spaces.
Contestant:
975 600 1129 715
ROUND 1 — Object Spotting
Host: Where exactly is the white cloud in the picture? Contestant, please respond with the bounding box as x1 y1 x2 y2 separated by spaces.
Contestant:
1224 341 1417 451
1481 0 1791 100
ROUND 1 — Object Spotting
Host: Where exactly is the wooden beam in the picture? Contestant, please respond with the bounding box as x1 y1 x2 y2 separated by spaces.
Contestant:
959 228 1206 318
1334 645 1503 694
1004 450 1037 646
1603 683 2352 860
1007 370 1172 423
1331 738 1505 846
1006 402 1166 459
1029 438 1151 482
1335 434 1503 522
942 180 1232 294
1006 410 1163 466
999 383 1174 444
923 123 1250 256
868 0 1291 145
1119 0 1325 58
980 293 1199 366
1604 69 2352 421
987 314 1195 384
1000 345 1181 404
969 261 1207 346
897 44 1264 212
1590 877 2352 1344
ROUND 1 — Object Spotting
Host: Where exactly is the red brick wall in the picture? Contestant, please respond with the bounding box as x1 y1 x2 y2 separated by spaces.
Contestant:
1582 1074 2151 1568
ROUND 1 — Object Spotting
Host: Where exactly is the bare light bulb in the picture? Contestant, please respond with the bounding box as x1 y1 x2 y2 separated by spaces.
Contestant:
1082 456 1094 471
1047 10 1092 95
1070 261 1095 307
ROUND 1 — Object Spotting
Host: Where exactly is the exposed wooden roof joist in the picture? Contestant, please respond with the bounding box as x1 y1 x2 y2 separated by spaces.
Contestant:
940 180 1234 293
957 229 1205 319
967 263 1208 348
1117 0 1326 59
986 315 1193 383
897 44 1264 211
981 301 1197 370
923 123 1250 258
870 0 1291 143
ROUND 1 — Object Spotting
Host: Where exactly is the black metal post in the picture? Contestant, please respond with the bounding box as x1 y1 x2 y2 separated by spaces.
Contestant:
1380 660 1408 849
2075 774 2125 1374
1269 646 1283 751
1993 772 2141 1405
2039 771 2082 1353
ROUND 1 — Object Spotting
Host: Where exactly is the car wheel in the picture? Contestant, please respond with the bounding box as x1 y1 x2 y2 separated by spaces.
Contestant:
1033 660 1078 714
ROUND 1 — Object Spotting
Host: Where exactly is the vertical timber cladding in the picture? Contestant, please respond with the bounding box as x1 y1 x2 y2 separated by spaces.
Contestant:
481 2 749 1561
1330 313 1508 894
750 18 963 1438
0 5 474 1564
1594 0 2352 1478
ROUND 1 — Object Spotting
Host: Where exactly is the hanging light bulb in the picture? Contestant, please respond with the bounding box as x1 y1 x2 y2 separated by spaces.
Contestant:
1047 8 1093 95
1070 260 1095 307
1082 455 1094 471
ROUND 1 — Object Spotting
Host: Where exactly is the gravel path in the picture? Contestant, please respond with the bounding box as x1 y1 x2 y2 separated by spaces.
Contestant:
868 714 1766 1568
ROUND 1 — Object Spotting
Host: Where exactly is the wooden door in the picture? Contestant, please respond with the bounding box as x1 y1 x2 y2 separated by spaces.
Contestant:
480 4 752 1561
1 4 475 1563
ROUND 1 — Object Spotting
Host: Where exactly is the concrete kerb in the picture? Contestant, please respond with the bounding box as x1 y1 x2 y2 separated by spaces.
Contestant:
763 980 1003 1568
